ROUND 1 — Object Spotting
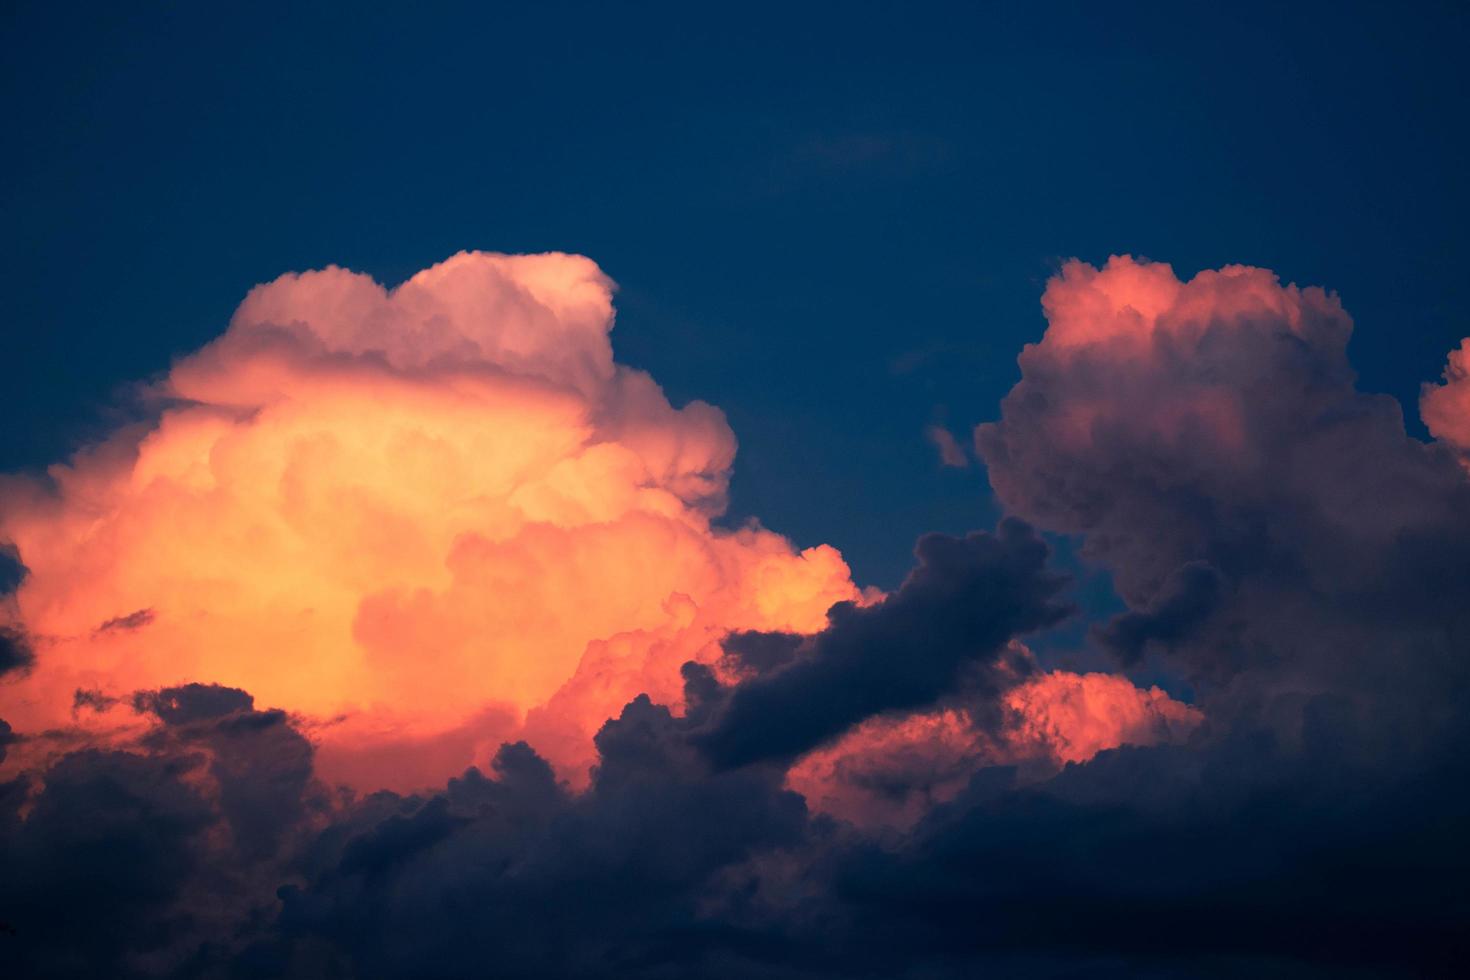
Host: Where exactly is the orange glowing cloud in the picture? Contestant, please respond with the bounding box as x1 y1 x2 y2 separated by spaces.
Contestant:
1000 669 1202 764
785 666 1201 829
0 252 860 790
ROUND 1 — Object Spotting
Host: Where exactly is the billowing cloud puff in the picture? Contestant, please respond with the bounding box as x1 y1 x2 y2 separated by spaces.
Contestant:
979 255 1356 604
1422 337 1470 461
978 255 1470 739
999 668 1202 764
0 253 860 790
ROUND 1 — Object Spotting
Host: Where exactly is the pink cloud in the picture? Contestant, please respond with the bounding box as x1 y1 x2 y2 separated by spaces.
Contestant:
1422 337 1470 462
925 424 969 467
785 662 1201 830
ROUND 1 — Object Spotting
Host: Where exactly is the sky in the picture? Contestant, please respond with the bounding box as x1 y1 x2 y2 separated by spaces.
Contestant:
5 0 1467 588
3 2 1470 978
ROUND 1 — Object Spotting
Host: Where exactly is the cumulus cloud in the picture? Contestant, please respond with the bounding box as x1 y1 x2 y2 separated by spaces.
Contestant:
0 252 860 790
977 256 1470 729
1422 337 1470 461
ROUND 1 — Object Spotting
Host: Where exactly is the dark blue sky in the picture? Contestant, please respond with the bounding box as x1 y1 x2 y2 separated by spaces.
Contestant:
3 0 1466 589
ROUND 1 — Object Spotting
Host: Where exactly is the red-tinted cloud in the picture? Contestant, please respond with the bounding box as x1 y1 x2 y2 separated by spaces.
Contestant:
1422 338 1470 462
786 663 1201 829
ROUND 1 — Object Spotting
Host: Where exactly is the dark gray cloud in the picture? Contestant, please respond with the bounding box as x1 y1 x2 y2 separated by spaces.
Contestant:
0 748 217 977
268 684 813 980
0 685 326 978
0 626 34 678
0 545 23 595
718 630 803 676
1093 560 1224 665
697 520 1070 770
96 608 156 635
133 683 255 726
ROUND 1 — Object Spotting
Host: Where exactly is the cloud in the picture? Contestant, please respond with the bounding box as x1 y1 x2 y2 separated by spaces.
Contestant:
0 253 860 791
1422 337 1470 461
132 682 256 726
1092 560 1223 665
924 424 969 467
0 718 13 765
0 683 327 976
95 608 155 635
785 667 1201 829
2 747 219 974
998 668 1203 764
0 626 33 678
976 256 1470 729
695 520 1071 770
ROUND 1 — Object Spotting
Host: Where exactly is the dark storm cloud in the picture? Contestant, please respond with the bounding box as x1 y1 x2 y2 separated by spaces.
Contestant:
696 520 1070 770
133 684 319 861
265 685 815 980
0 625 33 677
8 673 1470 977
208 689 1470 978
0 545 23 594
718 630 804 676
0 685 326 978
0 748 218 977
133 683 256 726
1093 560 1224 665
828 721 1470 978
